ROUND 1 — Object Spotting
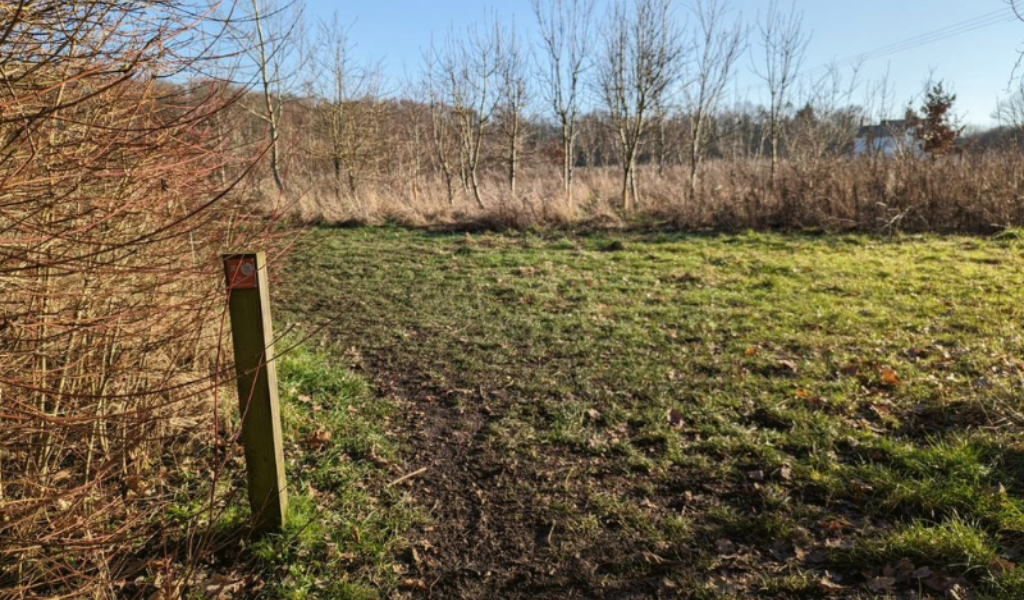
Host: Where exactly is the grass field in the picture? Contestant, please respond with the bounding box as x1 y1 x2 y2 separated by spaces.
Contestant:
275 227 1024 599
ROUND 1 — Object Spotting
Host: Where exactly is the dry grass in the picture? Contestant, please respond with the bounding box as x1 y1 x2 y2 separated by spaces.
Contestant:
272 153 1024 234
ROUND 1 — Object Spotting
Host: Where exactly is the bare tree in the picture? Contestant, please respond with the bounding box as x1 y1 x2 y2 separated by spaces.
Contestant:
1011 1 1024 81
497 23 529 195
423 50 462 205
996 83 1024 132
684 0 745 199
533 0 596 200
599 0 682 211
308 13 383 198
754 0 809 185
229 0 304 193
790 63 861 161
428 20 505 208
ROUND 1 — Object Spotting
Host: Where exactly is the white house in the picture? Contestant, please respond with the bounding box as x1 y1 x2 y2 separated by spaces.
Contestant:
853 119 923 158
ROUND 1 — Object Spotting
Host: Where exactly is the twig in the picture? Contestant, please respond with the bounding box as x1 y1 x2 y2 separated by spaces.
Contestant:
387 467 428 488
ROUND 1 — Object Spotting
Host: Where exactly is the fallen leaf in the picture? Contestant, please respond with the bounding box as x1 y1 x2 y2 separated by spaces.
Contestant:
777 465 793 481
818 575 844 591
747 469 765 482
912 566 933 579
867 576 896 592
850 479 874 494
880 367 900 387
982 483 1007 496
667 408 685 429
990 557 1016 575
745 347 758 357
303 429 332 450
585 408 602 421
821 518 851 533
870 404 892 417
400 579 427 590
923 573 954 592
202 574 246 600
706 575 744 595
892 557 916 579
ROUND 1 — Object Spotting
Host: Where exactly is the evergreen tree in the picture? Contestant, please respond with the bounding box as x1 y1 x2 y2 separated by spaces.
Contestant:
912 82 962 155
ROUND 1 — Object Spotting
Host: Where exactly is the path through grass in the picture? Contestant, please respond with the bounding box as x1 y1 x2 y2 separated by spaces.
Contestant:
279 228 1024 599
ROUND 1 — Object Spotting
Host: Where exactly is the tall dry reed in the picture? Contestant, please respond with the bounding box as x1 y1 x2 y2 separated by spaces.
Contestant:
275 153 1024 234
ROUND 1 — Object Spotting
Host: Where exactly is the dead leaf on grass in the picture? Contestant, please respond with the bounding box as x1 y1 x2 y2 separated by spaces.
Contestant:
303 429 332 450
201 574 246 600
867 576 896 592
824 538 854 550
982 483 1008 496
821 518 851 533
818 574 844 592
667 408 685 429
715 539 736 555
880 367 900 387
990 557 1016 575
400 579 427 590
923 573 956 592
585 408 602 422
706 575 745 595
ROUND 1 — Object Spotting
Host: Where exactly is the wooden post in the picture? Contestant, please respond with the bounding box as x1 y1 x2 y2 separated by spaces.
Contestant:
223 252 287 535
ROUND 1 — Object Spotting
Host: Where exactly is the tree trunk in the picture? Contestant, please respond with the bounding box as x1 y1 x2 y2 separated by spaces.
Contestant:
469 165 484 208
442 166 456 205
621 151 637 212
508 116 519 195
562 124 573 200
688 115 702 201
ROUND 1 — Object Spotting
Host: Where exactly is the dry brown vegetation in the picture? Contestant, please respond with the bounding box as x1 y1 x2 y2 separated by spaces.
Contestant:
243 0 1024 236
274 153 1024 235
0 2 280 597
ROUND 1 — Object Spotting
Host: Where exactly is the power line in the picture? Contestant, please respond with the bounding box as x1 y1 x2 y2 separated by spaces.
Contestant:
736 6 1018 98
826 7 1015 70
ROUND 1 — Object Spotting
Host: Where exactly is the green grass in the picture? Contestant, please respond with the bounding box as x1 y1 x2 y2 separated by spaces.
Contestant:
279 227 1024 598
247 341 421 600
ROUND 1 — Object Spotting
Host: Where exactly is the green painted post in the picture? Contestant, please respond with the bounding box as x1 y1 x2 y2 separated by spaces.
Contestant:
223 252 287 535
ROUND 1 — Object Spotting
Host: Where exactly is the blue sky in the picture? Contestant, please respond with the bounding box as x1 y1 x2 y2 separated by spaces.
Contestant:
303 0 1024 127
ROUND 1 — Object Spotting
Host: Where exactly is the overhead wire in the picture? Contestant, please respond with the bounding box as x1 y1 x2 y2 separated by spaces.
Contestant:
822 6 1015 72
733 6 1018 99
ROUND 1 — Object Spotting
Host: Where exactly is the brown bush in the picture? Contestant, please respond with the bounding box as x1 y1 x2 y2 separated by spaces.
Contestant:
0 2 279 597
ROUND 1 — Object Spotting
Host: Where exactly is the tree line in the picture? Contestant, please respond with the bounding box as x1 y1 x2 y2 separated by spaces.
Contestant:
221 0 1021 214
